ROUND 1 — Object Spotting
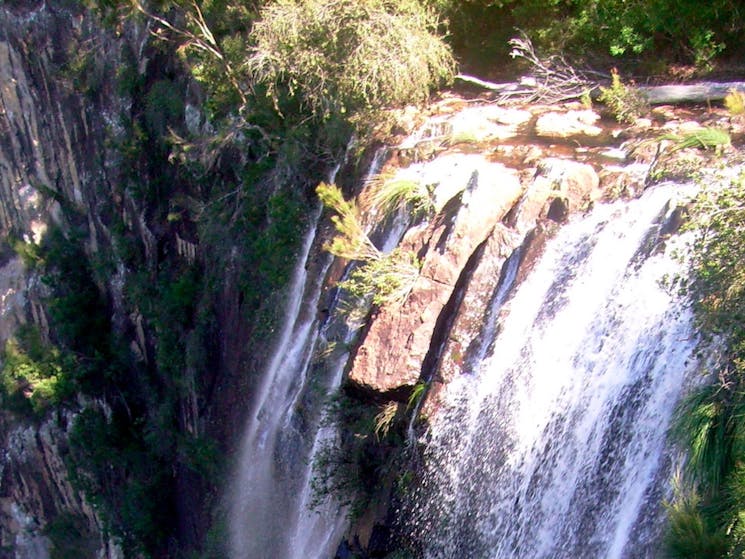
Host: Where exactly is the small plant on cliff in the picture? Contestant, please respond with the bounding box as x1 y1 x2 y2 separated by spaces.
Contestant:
361 174 435 220
339 249 422 306
317 182 421 306
317 182 381 262
374 401 400 441
597 69 648 124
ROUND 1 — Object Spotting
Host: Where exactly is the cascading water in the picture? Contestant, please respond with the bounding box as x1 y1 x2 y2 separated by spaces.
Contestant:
402 183 702 559
228 149 403 559
228 200 335 559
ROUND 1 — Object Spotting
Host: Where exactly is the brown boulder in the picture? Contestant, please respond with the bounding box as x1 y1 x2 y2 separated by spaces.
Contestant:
347 159 523 397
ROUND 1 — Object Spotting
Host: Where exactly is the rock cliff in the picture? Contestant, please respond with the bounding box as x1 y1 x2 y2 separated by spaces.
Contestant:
0 2 742 557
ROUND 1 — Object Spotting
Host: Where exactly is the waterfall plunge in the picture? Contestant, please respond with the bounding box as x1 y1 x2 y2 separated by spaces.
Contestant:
228 149 400 559
403 183 701 559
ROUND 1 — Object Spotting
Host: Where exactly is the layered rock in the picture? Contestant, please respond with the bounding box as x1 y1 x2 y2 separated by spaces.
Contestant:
347 156 522 397
344 96 735 403
0 411 113 559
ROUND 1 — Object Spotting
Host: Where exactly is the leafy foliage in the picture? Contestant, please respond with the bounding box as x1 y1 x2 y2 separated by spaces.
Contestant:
248 0 455 126
597 69 648 123
664 490 729 559
0 327 76 416
725 90 745 116
361 175 434 220
311 391 408 519
666 171 745 557
317 182 421 307
662 129 732 155
338 249 421 307
687 173 745 338
317 182 381 262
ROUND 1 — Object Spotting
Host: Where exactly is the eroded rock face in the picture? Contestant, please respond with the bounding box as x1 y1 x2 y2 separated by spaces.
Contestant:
0 411 114 558
347 158 522 397
343 96 737 402
0 4 143 555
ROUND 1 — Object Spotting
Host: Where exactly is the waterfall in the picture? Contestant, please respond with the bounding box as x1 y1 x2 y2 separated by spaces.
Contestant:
228 150 396 559
402 183 701 559
227 200 334 559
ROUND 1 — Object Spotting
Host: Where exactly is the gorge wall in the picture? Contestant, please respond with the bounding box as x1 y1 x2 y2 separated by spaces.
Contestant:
0 2 743 558
0 2 343 555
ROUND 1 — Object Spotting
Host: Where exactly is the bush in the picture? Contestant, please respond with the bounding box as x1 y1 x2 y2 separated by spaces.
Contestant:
0 328 76 416
597 69 648 123
317 182 421 306
665 171 745 556
248 0 455 126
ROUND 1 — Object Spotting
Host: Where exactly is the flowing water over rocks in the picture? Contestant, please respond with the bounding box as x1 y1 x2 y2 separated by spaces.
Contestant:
226 96 745 558
400 183 702 558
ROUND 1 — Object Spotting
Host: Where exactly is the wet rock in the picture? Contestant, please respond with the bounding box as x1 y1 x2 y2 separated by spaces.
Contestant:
508 158 600 230
547 197 570 222
535 109 603 138
447 105 532 143
347 158 522 397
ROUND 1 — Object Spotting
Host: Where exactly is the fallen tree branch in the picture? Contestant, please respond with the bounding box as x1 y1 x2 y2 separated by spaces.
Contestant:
454 74 523 92
460 33 745 108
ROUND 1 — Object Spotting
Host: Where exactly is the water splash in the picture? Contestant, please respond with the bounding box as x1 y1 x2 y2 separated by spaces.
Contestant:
402 183 701 559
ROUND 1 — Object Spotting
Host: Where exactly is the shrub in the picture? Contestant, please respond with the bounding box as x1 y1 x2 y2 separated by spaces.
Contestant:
317 182 421 306
0 328 75 416
338 249 422 307
317 182 381 262
248 0 455 126
597 69 648 123
361 175 434 220
725 89 745 116
664 491 728 559
666 171 745 556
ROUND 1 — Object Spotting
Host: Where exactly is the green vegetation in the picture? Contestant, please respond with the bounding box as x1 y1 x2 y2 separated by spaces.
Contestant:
249 0 455 127
597 69 648 123
428 0 744 76
725 90 745 116
0 327 75 416
374 401 400 441
8 0 745 557
665 172 745 557
317 182 421 307
44 513 99 559
361 175 435 220
662 128 732 155
311 391 410 519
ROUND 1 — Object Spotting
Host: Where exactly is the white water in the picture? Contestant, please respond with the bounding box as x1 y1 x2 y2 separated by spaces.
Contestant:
227 200 334 559
403 183 701 559
229 150 401 559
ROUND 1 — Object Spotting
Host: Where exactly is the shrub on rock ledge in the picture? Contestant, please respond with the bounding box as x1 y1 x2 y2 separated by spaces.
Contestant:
248 0 456 127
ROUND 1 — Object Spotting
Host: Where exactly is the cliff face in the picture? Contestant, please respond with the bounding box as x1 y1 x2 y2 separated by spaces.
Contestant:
0 2 742 558
0 2 260 555
0 2 347 556
0 3 130 554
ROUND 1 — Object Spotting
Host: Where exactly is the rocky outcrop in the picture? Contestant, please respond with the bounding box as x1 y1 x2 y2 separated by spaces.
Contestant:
0 3 171 555
534 109 603 138
347 156 522 397
344 96 737 402
0 410 115 559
